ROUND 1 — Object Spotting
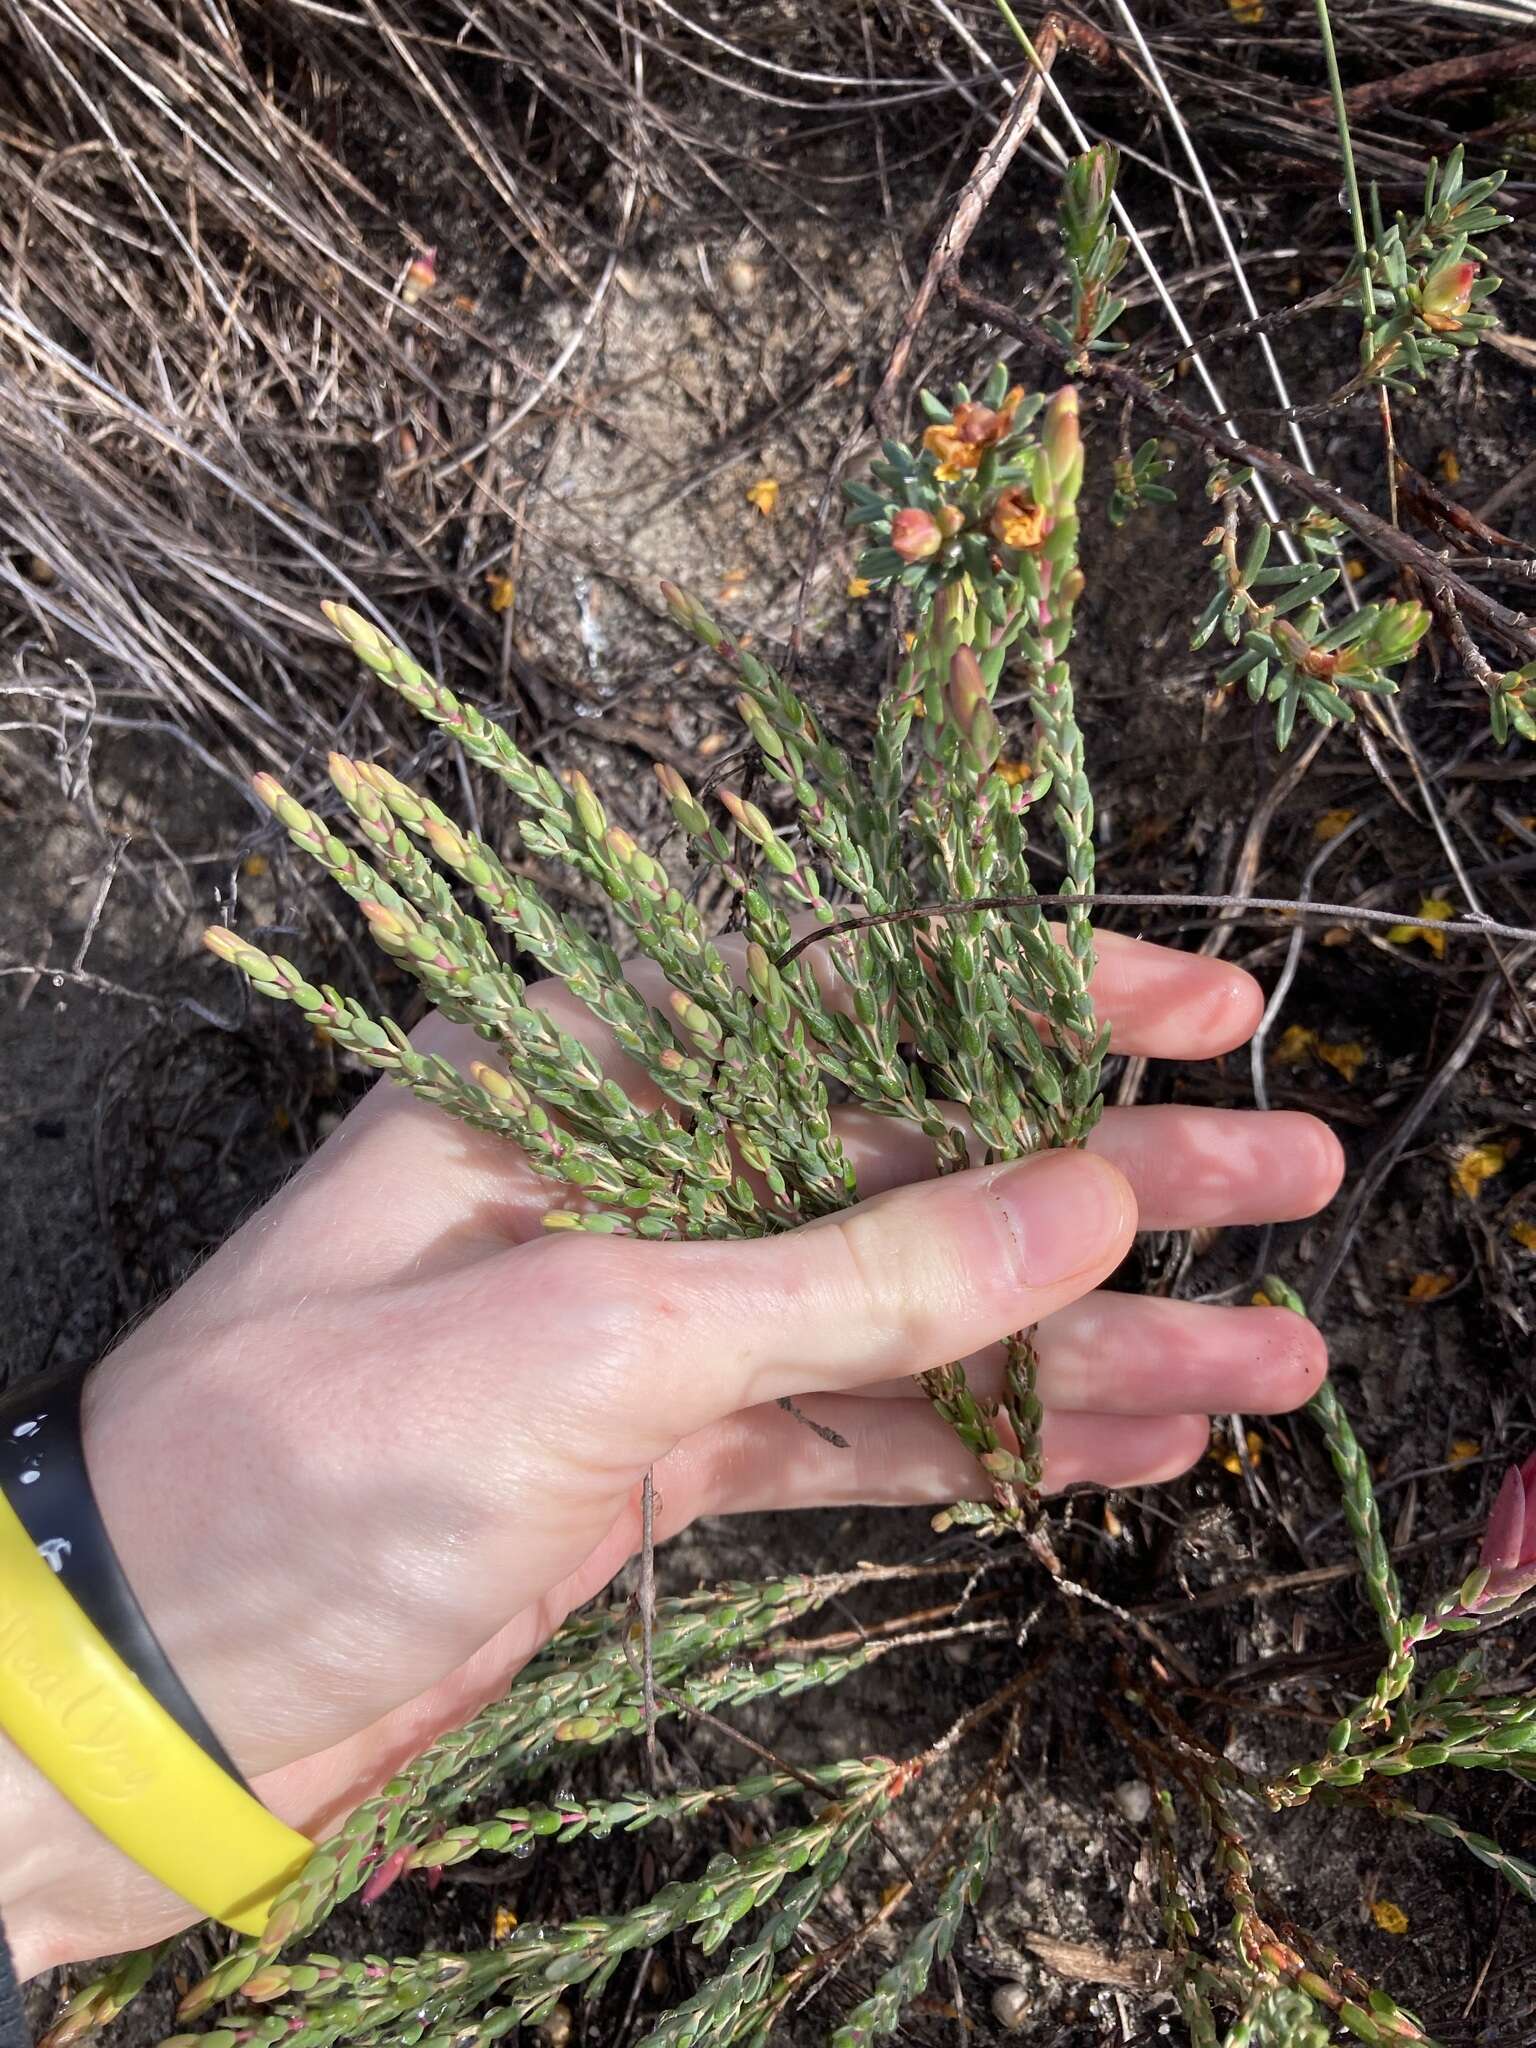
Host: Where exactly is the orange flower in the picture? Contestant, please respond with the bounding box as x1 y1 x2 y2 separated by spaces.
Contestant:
921 390 1024 480
989 488 1049 552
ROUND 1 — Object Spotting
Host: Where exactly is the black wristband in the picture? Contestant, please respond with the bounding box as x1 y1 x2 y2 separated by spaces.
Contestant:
0 1900 25 2048
0 1905 27 2048
0 1360 243 1783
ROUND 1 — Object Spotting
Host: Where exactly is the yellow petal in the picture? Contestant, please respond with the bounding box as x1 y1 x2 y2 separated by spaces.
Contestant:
1317 1040 1366 1083
242 852 269 879
995 758 1033 788
746 477 780 517
1452 1139 1512 1200
1314 808 1356 843
1406 1271 1453 1302
1345 556 1367 581
1386 898 1453 961
492 1906 518 1942
1272 1023 1317 1067
1437 448 1462 485
1371 1900 1409 1936
1209 1429 1263 1474
1449 1438 1481 1466
1228 0 1263 20
1510 1220 1536 1252
846 575 873 599
485 571 515 614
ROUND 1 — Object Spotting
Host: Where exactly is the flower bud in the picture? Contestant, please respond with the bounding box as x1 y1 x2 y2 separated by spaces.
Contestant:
251 773 314 836
1373 599 1431 663
424 817 469 868
564 769 607 842
470 1061 532 1111
653 762 711 836
327 753 362 804
719 789 775 845
359 899 409 944
1480 1453 1536 1578
947 646 988 734
745 940 777 999
1043 385 1082 499
669 989 722 1051
735 692 787 760
1420 259 1477 333
890 507 942 562
320 601 392 670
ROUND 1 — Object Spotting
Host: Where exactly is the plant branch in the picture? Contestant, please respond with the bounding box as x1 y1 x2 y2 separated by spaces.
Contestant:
942 277 1536 661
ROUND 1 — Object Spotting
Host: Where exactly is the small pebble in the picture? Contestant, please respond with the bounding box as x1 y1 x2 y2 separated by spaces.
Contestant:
991 1981 1031 2032
1113 1779 1152 1826
537 2006 572 2048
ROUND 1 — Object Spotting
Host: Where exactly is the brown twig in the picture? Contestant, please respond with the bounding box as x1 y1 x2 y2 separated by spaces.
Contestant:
869 14 1108 434
772 891 1536 971
1298 38 1536 118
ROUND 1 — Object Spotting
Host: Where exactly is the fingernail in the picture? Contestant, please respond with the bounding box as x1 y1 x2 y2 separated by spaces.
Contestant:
985 1151 1132 1287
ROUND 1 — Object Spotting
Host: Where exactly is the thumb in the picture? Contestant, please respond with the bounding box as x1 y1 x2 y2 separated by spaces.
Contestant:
514 1148 1137 1456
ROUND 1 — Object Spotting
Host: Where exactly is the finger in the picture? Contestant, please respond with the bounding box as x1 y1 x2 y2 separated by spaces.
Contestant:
536 924 1264 1068
222 927 1263 1302
1083 929 1261 1058
658 1397 1212 1514
457 1147 1137 1461
844 1297 1327 1416
837 1102 1343 1230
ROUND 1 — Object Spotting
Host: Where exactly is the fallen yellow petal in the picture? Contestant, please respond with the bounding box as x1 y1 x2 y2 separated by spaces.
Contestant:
746 477 780 517
995 758 1034 788
1345 556 1367 581
1210 1429 1264 1475
1313 808 1356 843
1317 1040 1366 1083
1386 898 1453 961
1228 0 1263 21
1406 1271 1453 1303
1449 1438 1481 1466
242 852 269 879
1452 1139 1512 1200
846 575 873 599
485 571 515 614
492 1905 518 1942
1371 1900 1408 1936
1272 1023 1317 1067
1437 447 1462 486
1511 1220 1536 1252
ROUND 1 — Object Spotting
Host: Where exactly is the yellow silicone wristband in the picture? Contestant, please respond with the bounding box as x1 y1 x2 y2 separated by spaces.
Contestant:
0 1490 311 1935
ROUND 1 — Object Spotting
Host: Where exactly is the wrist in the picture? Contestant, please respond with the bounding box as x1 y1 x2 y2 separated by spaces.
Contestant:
0 1354 321 1975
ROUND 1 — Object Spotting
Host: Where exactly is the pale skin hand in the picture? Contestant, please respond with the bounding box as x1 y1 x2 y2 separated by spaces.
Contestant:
0 931 1341 1976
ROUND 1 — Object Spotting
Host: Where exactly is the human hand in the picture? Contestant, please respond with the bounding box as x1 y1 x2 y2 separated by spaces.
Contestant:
1 930 1339 1974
